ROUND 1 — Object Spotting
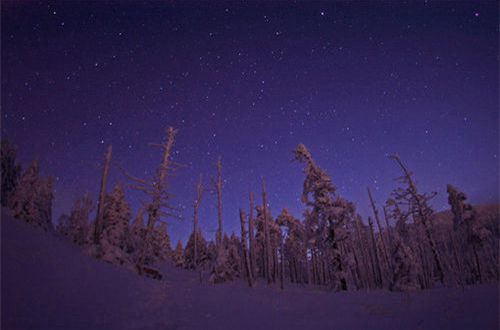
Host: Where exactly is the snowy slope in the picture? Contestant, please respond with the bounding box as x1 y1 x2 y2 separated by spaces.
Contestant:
2 211 498 329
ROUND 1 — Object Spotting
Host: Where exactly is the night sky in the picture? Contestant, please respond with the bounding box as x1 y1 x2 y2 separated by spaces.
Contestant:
2 1 498 245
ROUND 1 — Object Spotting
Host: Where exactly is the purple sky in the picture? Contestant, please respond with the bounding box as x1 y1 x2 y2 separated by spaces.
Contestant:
2 1 498 245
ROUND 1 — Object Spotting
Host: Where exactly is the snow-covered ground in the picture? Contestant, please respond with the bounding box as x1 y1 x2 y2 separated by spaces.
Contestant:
2 211 498 329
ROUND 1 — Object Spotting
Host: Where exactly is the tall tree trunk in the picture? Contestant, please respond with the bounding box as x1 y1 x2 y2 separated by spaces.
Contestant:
280 234 285 289
262 180 272 284
94 145 112 244
193 175 203 269
368 217 383 288
239 209 254 287
248 192 256 279
140 127 178 270
215 157 223 246
391 155 445 284
368 188 391 279
382 206 393 252
354 216 370 289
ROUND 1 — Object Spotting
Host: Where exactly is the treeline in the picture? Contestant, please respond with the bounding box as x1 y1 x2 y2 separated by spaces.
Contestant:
1 128 498 291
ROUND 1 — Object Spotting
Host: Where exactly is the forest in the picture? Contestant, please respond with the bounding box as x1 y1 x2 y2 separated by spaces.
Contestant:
1 127 498 292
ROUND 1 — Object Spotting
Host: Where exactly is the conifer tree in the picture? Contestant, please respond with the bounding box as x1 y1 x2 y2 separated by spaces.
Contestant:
184 230 208 269
10 160 54 231
67 193 94 245
173 240 185 267
98 184 132 266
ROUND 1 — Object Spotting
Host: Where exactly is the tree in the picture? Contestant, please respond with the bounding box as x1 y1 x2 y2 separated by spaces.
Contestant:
294 143 354 291
388 200 422 291
94 145 112 244
389 155 445 285
124 127 179 271
184 230 208 269
261 180 273 284
67 193 94 245
276 208 306 284
126 208 146 262
447 184 493 284
151 222 171 263
248 192 257 279
239 209 254 286
10 160 53 231
192 175 204 269
215 157 224 246
173 240 184 267
98 184 132 266
1 139 21 207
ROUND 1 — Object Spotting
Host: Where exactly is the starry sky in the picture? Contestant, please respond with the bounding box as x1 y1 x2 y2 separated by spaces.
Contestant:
2 1 498 245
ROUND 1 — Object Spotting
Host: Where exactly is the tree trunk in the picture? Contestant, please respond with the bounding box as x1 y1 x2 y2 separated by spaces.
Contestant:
248 192 256 279
94 145 112 244
368 188 391 279
215 157 223 246
262 180 272 284
193 175 203 269
239 209 253 287
368 217 383 288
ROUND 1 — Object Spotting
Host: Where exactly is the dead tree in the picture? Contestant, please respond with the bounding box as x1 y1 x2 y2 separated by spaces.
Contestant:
248 192 257 279
193 175 204 269
389 154 445 284
262 180 272 284
215 156 223 246
239 209 254 287
368 217 383 288
367 188 391 279
124 127 179 271
94 145 112 244
382 206 394 251
354 215 371 289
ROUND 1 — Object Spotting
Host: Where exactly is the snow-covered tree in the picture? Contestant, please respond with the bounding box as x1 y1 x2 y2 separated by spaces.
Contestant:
294 143 354 291
124 127 179 272
66 193 93 245
151 222 171 263
126 208 146 262
10 160 53 231
209 244 236 284
276 208 306 284
173 240 184 267
389 155 445 285
184 230 208 269
447 184 495 284
387 199 422 291
1 139 21 207
98 184 132 266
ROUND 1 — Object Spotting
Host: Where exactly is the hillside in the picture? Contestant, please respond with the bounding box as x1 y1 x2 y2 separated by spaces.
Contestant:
1 210 498 329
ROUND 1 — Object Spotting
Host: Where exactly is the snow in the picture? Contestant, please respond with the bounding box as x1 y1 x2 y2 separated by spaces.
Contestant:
2 210 498 329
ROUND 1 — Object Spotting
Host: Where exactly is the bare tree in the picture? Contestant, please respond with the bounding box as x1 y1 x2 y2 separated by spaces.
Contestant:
193 175 204 269
262 180 273 284
389 154 445 285
239 209 254 287
248 191 257 280
215 156 223 246
367 188 391 281
124 127 179 271
94 145 112 244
